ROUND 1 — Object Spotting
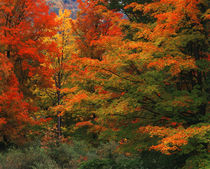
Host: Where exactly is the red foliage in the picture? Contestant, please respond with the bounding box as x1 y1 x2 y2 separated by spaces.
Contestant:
76 121 93 127
72 0 122 60
0 0 58 90
0 0 58 144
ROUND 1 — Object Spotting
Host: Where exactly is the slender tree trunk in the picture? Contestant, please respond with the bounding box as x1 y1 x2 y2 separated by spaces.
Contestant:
57 70 62 138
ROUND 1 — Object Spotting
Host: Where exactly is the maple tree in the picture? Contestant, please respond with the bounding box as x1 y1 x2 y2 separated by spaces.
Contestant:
68 0 210 158
72 0 122 60
0 0 58 145
117 0 210 154
0 54 34 145
52 0 123 141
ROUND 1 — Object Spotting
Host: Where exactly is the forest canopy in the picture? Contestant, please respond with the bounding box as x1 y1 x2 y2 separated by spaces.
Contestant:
0 0 209 168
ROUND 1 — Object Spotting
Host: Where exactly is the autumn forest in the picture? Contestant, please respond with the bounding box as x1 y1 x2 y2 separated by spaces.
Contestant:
0 0 209 168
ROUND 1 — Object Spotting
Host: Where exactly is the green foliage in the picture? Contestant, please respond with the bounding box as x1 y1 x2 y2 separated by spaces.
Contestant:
116 158 144 169
0 147 59 169
141 151 187 169
179 130 210 169
47 141 97 168
47 143 78 168
78 159 116 169
79 156 145 169
106 0 154 23
182 153 210 169
0 142 95 169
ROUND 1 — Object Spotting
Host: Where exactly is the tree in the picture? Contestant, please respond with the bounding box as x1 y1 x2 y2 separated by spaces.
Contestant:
60 0 124 143
69 0 210 159
105 0 154 23
38 8 78 139
0 54 34 145
72 0 122 60
0 0 58 145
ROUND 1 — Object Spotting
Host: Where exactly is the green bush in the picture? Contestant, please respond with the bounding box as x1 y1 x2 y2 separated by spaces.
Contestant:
47 143 79 169
141 150 187 169
115 157 144 169
78 159 116 169
3 140 207 169
78 157 145 169
182 153 210 169
0 147 59 169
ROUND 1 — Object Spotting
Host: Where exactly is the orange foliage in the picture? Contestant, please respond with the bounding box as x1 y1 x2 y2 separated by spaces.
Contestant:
125 0 202 39
0 0 58 144
139 125 210 155
72 0 122 61
0 0 58 90
147 56 196 75
76 121 93 127
0 65 35 144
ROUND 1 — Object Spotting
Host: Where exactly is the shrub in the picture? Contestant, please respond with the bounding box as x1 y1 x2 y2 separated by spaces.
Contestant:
0 147 59 169
47 143 79 169
78 157 145 169
78 159 116 169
